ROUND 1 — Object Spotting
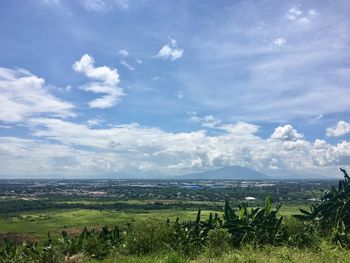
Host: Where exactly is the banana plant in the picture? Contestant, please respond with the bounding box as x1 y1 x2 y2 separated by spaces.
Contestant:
294 168 350 247
294 168 350 231
222 194 285 247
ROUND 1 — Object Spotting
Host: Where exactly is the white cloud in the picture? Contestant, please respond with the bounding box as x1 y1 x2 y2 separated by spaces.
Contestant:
118 49 129 57
136 59 142 64
14 117 348 177
326 121 350 137
73 54 124 108
270 124 303 141
0 67 74 123
219 122 259 136
81 0 129 12
1 107 350 177
0 136 126 177
188 113 259 137
156 38 184 61
120 60 135 71
86 118 103 127
286 6 302 20
82 0 107 12
286 6 318 25
188 113 221 128
273 38 286 47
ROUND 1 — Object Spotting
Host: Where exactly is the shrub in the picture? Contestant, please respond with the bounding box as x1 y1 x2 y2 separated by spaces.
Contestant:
122 222 175 255
162 252 188 263
205 228 231 257
287 232 321 249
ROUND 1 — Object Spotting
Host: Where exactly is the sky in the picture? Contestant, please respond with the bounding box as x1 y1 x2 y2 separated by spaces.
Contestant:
0 0 350 178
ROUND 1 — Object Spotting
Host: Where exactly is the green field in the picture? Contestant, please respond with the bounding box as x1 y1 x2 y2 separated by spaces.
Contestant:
0 201 307 240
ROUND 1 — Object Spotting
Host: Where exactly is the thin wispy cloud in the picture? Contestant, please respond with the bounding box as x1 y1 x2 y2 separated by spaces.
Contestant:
118 49 129 57
41 0 61 5
81 0 129 12
120 60 135 71
0 67 74 123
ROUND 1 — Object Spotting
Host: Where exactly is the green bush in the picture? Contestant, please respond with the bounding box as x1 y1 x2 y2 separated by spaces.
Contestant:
205 228 231 257
162 252 188 263
287 232 321 249
122 222 175 255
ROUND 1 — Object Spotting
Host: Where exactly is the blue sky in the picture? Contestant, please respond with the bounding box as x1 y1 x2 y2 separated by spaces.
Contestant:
0 0 350 178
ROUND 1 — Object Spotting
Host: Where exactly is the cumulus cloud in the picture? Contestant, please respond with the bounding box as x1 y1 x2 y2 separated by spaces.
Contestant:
326 121 350 137
73 54 124 108
286 6 318 25
286 6 302 20
0 114 348 177
270 124 303 141
18 118 349 177
156 38 184 61
0 67 74 123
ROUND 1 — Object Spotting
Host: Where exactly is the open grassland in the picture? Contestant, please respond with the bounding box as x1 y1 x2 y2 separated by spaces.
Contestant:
0 201 307 241
0 208 213 239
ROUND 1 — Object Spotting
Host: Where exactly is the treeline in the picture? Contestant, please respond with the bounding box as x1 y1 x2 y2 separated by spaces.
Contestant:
0 200 223 215
1 169 350 263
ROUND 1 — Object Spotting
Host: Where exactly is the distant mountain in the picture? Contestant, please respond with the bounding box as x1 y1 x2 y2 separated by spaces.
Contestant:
181 166 269 180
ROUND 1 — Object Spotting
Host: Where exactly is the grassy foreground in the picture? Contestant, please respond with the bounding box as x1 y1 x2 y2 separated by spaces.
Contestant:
85 245 350 263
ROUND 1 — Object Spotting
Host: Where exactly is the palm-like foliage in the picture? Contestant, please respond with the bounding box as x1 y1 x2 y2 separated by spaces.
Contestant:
294 168 350 247
294 169 350 230
174 194 286 253
174 210 222 254
59 226 120 259
223 194 285 246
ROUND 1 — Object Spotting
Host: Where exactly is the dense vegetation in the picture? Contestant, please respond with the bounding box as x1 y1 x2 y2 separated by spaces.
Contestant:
1 169 349 262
